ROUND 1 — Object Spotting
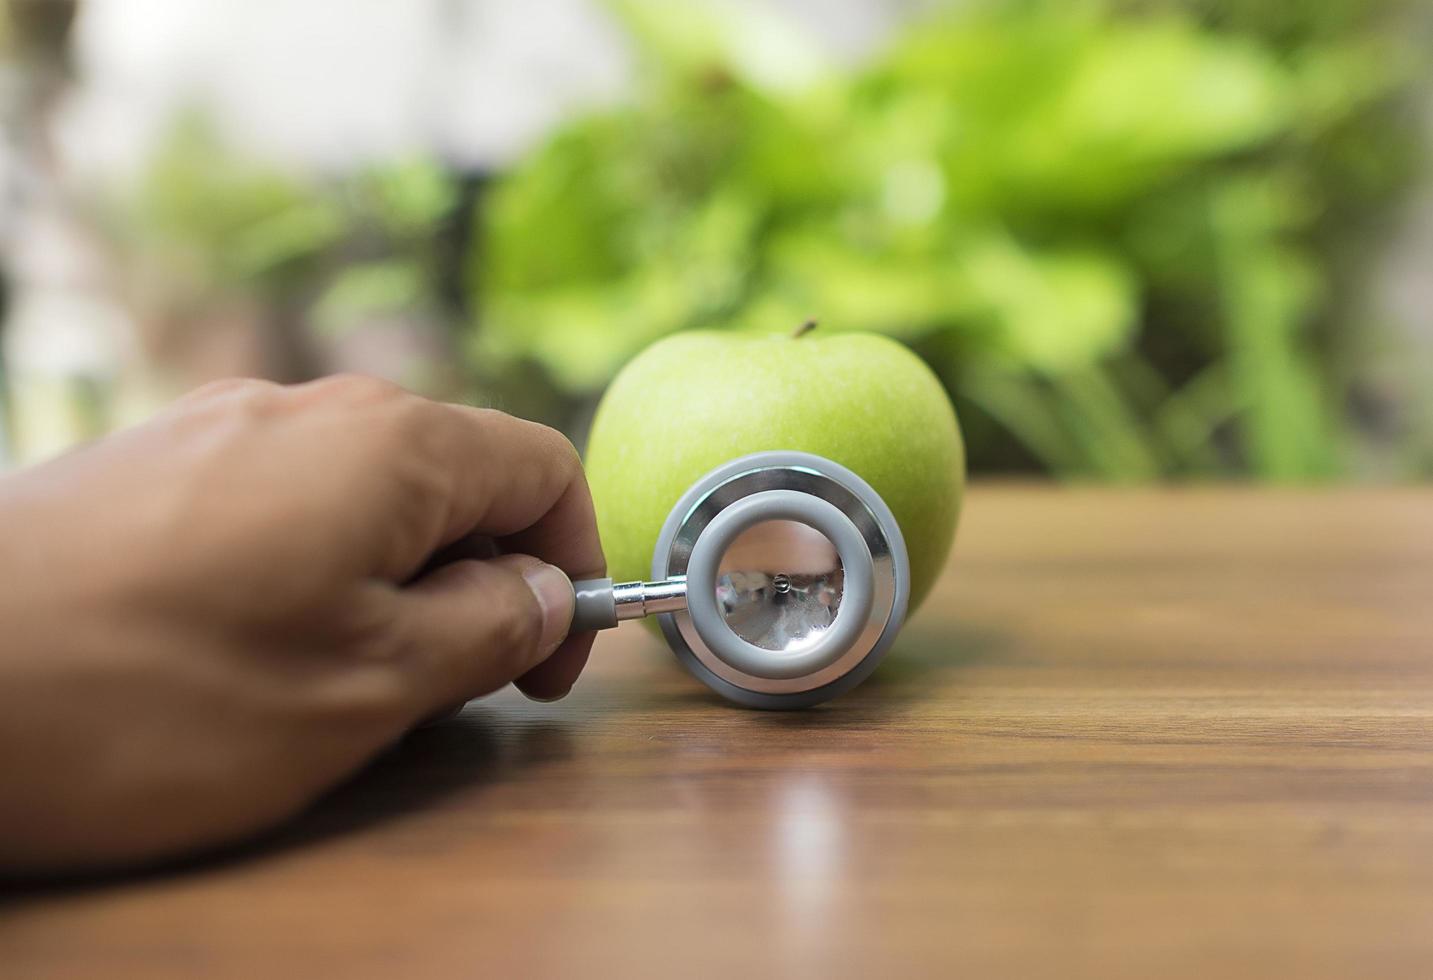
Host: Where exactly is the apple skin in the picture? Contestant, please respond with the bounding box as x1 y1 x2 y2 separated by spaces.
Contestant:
584 330 965 613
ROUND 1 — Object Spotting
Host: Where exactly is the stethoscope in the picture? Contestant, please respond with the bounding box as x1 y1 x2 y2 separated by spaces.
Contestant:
568 452 909 709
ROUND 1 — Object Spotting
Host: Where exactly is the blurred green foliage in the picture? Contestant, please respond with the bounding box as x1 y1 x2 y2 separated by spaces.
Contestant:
109 115 457 345
476 0 1427 480
105 0 1428 479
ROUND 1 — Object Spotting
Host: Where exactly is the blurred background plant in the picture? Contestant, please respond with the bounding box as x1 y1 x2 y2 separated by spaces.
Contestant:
2 0 1431 479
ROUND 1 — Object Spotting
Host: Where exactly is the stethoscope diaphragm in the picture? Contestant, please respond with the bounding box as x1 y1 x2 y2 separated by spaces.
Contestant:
571 451 909 709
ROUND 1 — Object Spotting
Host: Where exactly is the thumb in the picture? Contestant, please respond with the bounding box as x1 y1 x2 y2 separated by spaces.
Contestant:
391 554 574 713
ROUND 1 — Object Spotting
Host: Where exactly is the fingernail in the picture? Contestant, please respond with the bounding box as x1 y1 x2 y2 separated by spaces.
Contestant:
522 689 568 704
522 562 573 656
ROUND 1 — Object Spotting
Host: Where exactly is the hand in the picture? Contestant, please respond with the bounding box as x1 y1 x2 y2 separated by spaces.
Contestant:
0 375 604 874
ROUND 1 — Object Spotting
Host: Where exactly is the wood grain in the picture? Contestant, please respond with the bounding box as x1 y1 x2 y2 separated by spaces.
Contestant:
3 486 1432 979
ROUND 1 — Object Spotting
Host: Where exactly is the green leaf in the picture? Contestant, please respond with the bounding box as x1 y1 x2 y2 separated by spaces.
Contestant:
228 201 344 279
362 158 457 238
313 261 425 335
606 0 831 93
1004 21 1292 206
960 234 1138 374
1212 180 1340 480
756 229 969 340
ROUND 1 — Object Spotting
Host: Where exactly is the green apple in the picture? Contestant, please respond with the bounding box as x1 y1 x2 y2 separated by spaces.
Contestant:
584 329 964 613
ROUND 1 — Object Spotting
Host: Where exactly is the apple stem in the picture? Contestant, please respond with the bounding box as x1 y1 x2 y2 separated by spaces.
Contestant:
793 319 818 339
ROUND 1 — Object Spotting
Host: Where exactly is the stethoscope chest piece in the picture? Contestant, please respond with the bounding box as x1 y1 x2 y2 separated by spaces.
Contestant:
657 451 908 708
572 451 909 709
570 447 905 707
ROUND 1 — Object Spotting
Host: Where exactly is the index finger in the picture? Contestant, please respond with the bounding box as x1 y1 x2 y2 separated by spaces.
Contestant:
382 401 606 584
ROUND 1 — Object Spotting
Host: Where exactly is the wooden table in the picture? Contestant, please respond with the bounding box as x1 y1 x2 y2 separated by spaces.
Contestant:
3 486 1432 979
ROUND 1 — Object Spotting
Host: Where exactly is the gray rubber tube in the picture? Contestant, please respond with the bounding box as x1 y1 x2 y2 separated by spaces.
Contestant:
570 577 617 632
683 489 873 681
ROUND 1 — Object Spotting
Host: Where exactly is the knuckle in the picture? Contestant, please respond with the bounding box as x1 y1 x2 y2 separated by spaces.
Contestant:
374 403 445 483
215 378 285 423
188 377 267 400
334 589 405 660
493 583 544 666
556 437 583 477
387 389 438 438
521 420 583 489
538 423 581 469
324 372 409 405
187 377 282 412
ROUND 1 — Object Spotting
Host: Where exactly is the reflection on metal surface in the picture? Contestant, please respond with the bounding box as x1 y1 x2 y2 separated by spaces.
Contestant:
612 577 688 621
715 519 844 654
662 463 900 696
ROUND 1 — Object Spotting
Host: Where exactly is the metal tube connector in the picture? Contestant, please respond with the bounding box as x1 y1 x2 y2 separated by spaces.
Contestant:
570 576 688 633
613 577 688 620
